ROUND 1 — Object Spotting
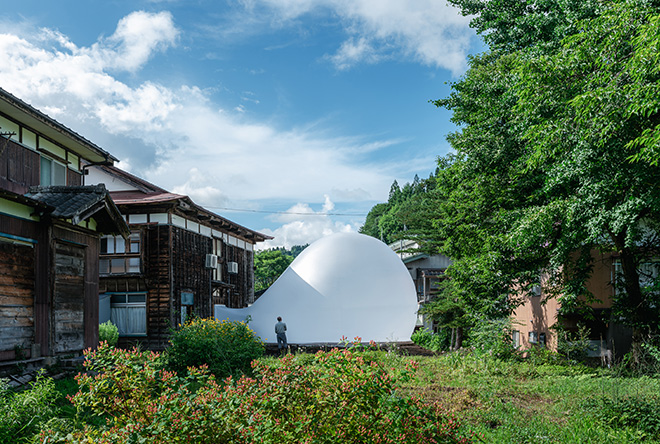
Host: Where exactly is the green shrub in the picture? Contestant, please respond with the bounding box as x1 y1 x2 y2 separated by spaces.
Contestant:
469 317 519 360
0 372 61 443
42 343 473 444
166 317 264 379
411 328 446 352
99 320 119 346
553 323 594 363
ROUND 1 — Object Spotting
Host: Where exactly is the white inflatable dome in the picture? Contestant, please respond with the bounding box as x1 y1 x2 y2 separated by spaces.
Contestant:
215 232 418 344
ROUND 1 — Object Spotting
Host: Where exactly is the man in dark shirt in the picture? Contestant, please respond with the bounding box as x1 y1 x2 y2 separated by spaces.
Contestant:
275 316 287 353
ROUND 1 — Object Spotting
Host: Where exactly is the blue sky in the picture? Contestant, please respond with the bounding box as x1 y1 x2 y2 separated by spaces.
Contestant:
0 0 481 248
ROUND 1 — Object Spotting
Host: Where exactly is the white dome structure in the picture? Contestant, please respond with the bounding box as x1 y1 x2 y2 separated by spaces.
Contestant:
215 232 418 344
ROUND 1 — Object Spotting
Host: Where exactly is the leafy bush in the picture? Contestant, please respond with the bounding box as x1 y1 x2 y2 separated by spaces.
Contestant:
411 328 446 352
469 317 519 360
0 372 61 443
99 321 119 346
166 317 264 379
223 350 473 443
42 343 473 444
553 323 594 363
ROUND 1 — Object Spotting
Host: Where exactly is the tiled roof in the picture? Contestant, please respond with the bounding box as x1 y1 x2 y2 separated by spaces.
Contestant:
25 184 129 236
109 190 186 205
26 185 109 219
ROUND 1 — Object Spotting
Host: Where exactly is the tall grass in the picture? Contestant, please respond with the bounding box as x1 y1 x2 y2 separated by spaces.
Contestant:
403 352 660 443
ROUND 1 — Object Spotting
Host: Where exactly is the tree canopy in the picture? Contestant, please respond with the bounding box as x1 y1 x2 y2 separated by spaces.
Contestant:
254 245 307 292
361 0 660 344
425 0 660 338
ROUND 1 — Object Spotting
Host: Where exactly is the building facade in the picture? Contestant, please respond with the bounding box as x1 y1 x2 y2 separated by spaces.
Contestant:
390 239 452 330
87 165 270 350
0 88 128 364
512 251 636 359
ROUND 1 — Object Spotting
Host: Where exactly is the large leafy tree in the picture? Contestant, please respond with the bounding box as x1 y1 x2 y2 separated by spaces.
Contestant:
427 0 660 345
510 0 660 337
254 250 294 292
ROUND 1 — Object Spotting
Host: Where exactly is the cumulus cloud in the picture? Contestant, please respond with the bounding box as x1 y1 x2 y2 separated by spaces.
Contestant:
0 10 178 133
0 10 437 247
235 0 474 75
258 196 356 249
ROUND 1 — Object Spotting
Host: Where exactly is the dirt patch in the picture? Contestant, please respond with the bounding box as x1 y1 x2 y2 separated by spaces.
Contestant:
400 384 482 413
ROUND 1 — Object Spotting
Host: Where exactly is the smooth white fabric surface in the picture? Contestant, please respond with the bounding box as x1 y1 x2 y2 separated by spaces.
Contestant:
215 232 417 344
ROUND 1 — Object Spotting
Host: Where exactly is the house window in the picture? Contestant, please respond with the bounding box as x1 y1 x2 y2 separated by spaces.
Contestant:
512 330 521 348
40 156 66 186
613 260 660 300
100 233 141 275
539 332 547 346
109 292 146 335
212 237 223 281
529 331 538 344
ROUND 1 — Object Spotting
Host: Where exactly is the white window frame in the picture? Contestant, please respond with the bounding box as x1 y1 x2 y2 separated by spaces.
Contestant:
40 155 67 186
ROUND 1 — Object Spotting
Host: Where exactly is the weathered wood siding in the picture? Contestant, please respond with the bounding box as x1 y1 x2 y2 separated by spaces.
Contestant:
0 140 39 194
172 227 213 319
52 225 100 353
0 240 35 357
52 241 85 353
67 168 82 186
222 243 253 308
0 214 48 360
144 224 172 350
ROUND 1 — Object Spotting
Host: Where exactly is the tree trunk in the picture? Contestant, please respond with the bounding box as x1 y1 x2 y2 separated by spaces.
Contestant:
618 243 646 364
454 327 464 350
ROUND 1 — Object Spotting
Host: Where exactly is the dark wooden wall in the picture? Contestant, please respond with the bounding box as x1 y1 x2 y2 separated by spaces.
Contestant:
145 224 173 350
52 241 85 353
0 140 39 194
52 224 100 352
0 240 35 359
0 214 48 360
172 227 213 319
0 139 83 193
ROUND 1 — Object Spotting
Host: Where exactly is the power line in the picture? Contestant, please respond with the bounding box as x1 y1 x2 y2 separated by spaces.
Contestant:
203 206 368 217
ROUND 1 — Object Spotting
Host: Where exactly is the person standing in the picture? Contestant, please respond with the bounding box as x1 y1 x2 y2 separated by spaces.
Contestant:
275 316 287 353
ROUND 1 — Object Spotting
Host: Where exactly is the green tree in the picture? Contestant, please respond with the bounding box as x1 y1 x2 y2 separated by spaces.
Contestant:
429 0 660 350
254 250 294 292
510 0 660 340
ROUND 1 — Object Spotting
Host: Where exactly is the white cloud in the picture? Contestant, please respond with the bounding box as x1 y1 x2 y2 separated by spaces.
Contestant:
104 11 179 72
0 12 411 199
0 11 179 133
0 11 431 246
242 0 474 75
258 196 356 249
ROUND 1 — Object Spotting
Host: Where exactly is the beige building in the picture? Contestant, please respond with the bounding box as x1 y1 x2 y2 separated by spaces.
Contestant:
512 251 634 359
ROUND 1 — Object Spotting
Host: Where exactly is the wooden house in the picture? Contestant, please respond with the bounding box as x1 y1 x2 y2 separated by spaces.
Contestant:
390 239 452 331
0 88 129 364
86 164 271 350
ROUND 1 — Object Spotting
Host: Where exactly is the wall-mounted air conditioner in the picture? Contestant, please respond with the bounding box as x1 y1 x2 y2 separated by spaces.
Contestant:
228 261 239 274
205 254 218 269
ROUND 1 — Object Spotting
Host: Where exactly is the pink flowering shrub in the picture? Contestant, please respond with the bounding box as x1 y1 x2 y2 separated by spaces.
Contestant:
40 342 472 444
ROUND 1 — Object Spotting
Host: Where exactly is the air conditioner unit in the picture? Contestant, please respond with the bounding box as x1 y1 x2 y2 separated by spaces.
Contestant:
205 254 218 269
228 261 239 274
